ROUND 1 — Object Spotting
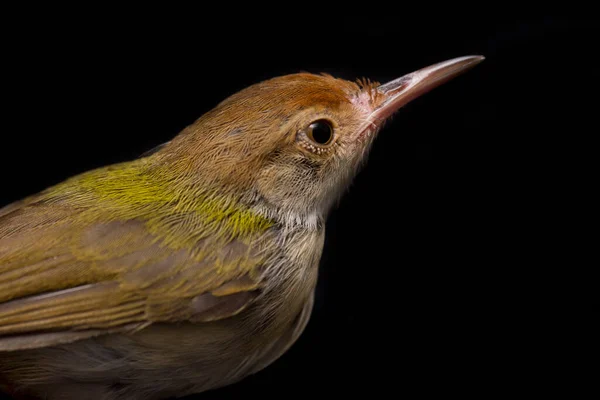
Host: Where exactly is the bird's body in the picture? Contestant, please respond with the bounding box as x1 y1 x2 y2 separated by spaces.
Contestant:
0 149 322 399
0 56 483 399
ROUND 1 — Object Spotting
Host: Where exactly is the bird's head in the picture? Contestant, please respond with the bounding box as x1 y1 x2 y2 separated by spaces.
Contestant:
160 56 484 224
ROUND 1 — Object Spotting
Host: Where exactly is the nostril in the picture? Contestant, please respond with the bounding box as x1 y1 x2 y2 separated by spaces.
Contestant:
377 76 412 96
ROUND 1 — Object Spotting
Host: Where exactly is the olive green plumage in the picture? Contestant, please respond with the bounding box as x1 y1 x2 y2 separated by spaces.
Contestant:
0 56 483 400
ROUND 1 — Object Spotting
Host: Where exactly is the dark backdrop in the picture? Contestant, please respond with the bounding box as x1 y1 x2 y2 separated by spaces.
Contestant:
1 11 596 399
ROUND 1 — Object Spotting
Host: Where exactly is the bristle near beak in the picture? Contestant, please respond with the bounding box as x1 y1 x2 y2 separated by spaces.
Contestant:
356 55 484 140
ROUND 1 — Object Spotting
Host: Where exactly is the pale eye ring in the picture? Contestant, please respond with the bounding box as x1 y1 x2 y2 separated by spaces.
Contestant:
307 119 334 146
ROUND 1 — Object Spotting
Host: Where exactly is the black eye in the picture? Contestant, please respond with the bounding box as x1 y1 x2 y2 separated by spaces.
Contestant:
307 120 334 145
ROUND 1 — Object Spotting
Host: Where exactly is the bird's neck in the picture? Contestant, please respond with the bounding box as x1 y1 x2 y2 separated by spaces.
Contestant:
248 200 324 233
47 159 274 240
51 157 324 241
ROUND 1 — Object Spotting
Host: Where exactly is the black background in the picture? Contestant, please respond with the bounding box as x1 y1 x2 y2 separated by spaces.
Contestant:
1 9 596 399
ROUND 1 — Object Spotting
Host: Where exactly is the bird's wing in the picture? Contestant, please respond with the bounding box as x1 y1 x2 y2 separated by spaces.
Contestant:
0 189 272 351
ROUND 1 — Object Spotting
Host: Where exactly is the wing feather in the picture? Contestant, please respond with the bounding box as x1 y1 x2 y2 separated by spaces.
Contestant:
0 190 270 351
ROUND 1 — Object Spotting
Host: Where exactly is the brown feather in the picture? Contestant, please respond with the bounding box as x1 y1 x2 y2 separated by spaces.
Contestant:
0 71 379 398
0 195 268 350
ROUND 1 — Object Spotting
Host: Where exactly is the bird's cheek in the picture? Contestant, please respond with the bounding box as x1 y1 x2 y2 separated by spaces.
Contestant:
336 134 368 161
256 164 316 210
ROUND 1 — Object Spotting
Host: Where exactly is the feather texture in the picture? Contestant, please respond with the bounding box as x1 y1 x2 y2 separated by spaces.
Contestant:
0 160 274 350
0 70 381 399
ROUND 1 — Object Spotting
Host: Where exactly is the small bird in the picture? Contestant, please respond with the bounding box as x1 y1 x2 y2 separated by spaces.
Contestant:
0 56 483 400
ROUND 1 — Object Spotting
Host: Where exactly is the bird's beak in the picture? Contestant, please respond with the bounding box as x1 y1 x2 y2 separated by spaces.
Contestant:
360 55 484 137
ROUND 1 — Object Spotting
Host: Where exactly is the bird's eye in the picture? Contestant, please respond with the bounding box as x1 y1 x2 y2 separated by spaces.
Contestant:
307 120 334 146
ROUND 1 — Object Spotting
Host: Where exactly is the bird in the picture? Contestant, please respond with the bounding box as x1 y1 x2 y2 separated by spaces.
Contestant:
0 55 484 400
